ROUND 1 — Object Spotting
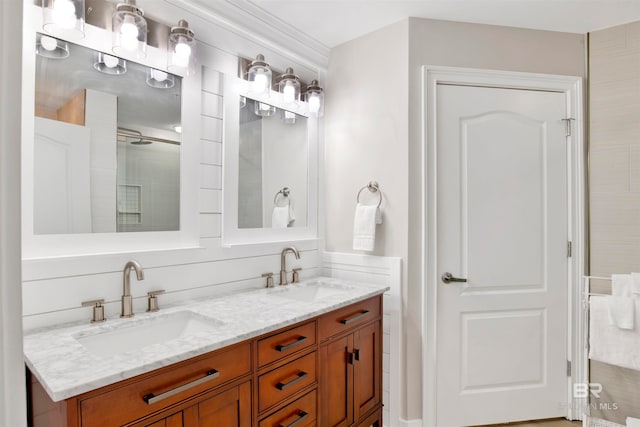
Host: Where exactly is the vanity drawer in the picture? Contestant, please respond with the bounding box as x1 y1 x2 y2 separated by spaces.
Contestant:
259 390 317 427
258 321 316 368
318 296 381 342
258 351 317 413
79 342 251 427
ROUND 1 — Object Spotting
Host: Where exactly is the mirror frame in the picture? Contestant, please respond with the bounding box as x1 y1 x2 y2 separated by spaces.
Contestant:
222 75 318 246
21 5 201 259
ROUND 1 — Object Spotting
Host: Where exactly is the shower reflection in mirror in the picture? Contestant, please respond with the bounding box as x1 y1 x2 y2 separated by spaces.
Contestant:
33 34 182 235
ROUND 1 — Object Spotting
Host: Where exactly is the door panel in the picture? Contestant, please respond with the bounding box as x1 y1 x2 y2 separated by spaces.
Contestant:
353 323 381 421
184 381 251 427
436 84 568 427
320 335 352 427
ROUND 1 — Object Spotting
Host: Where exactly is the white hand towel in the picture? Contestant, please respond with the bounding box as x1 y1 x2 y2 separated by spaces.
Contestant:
631 273 640 295
287 204 296 225
272 206 289 228
353 203 379 251
627 417 640 427
590 296 640 370
612 274 632 296
609 296 635 330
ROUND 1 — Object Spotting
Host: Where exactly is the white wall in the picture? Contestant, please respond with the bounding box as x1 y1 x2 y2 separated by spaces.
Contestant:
0 0 26 425
324 17 586 422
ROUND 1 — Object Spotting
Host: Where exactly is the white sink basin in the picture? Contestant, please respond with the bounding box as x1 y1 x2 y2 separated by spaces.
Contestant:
75 311 224 357
269 281 352 303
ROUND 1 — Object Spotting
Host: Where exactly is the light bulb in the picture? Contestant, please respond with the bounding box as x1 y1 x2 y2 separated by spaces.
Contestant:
120 21 139 51
52 0 76 30
173 42 191 68
150 69 167 81
283 84 295 104
173 125 182 133
40 36 58 51
102 54 119 68
308 95 320 113
253 72 268 93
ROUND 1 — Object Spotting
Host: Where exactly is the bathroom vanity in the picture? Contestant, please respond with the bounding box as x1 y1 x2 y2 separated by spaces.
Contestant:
26 278 386 427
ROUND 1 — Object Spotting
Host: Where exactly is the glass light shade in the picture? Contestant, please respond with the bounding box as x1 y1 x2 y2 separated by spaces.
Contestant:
36 34 70 59
254 101 276 117
42 0 85 40
305 80 325 117
112 2 147 59
146 68 175 89
248 54 272 96
168 20 196 76
93 52 127 75
278 67 301 106
281 109 296 124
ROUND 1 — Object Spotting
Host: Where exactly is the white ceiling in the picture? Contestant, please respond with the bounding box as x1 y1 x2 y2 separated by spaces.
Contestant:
246 0 640 48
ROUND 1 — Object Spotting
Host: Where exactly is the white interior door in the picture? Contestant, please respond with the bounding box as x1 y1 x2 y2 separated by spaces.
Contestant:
436 84 568 426
34 117 92 234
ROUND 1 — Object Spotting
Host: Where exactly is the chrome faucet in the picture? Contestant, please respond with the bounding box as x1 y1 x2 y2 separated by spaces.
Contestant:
122 260 144 317
280 246 300 285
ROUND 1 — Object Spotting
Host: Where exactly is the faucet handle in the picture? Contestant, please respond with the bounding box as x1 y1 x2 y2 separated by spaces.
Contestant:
147 290 166 312
261 272 275 288
292 268 302 283
81 299 106 323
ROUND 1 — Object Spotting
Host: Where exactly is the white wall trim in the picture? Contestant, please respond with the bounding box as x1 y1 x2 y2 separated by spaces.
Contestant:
321 252 402 427
420 65 585 426
0 0 26 425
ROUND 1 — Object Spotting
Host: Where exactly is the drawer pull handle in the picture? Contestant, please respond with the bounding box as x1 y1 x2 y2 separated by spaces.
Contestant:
339 310 370 325
279 410 309 427
143 369 219 405
276 371 308 391
275 336 308 352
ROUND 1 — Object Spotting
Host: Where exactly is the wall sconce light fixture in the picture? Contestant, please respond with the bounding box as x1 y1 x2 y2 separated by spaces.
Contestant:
305 80 325 117
278 67 301 106
146 68 176 89
112 0 147 59
36 34 70 59
248 54 272 96
93 52 127 74
281 110 296 124
168 20 196 75
42 0 85 40
254 101 276 117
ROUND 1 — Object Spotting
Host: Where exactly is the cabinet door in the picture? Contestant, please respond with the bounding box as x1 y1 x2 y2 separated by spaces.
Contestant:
319 334 353 427
353 322 381 421
144 412 184 427
183 381 251 427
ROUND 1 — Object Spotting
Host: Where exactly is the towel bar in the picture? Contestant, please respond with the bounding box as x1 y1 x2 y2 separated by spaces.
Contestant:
274 187 291 207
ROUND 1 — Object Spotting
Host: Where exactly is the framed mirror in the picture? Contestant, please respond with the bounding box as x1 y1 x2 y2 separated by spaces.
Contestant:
33 34 182 235
222 76 318 245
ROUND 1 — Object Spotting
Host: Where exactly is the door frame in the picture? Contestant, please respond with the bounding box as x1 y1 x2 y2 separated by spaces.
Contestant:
420 66 585 426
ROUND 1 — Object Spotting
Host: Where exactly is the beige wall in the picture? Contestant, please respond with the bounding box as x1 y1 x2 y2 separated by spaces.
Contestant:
589 20 640 425
325 16 586 422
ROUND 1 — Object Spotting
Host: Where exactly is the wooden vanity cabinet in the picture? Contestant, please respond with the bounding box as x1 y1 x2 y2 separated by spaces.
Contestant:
318 297 382 427
28 295 383 427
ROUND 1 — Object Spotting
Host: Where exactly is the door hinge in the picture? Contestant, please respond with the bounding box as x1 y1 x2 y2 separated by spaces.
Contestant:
567 360 572 377
562 118 575 137
567 241 572 258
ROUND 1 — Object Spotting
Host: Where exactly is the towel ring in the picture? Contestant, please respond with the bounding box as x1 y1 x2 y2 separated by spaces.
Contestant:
356 181 382 208
274 187 291 207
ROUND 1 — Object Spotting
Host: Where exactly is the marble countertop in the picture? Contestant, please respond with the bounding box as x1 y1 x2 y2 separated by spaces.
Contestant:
23 276 388 402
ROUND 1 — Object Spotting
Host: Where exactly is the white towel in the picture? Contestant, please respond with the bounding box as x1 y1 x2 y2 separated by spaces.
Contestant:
272 206 289 228
353 203 381 251
627 417 640 427
612 274 632 296
589 296 640 371
631 272 640 295
609 296 635 330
